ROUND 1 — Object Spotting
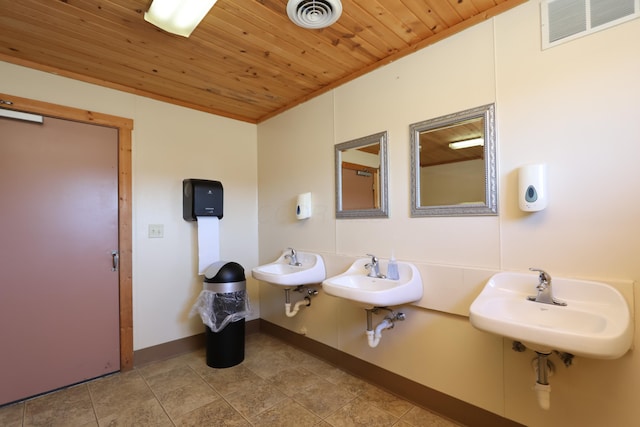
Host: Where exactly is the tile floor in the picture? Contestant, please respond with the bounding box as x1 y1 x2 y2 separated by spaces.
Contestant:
0 333 462 426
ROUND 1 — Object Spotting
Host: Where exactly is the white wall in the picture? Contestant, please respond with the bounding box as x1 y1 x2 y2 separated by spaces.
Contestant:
0 62 260 350
256 2 640 426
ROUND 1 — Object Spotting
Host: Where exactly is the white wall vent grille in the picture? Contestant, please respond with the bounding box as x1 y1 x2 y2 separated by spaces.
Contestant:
541 0 640 48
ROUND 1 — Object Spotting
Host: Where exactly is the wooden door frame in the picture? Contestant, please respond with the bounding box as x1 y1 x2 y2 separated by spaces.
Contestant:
1 92 134 371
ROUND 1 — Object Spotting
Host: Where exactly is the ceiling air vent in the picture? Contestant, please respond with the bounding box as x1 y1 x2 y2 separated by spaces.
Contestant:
542 0 639 48
287 0 342 29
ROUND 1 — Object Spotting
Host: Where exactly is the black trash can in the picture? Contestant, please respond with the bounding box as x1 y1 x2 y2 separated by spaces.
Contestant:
202 261 247 368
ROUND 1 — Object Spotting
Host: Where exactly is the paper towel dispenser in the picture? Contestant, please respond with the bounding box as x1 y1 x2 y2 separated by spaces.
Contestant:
183 179 223 221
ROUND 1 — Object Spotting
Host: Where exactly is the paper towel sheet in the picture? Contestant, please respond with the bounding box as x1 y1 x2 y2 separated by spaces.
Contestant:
197 216 220 274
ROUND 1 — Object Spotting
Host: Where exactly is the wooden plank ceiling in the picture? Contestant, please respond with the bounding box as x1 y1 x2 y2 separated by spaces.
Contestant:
0 0 526 123
420 118 484 167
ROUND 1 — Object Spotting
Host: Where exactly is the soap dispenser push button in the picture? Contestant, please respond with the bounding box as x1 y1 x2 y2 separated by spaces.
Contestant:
525 185 538 202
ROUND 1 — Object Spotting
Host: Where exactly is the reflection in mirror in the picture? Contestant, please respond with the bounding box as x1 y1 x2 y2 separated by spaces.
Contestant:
410 104 497 216
335 131 388 218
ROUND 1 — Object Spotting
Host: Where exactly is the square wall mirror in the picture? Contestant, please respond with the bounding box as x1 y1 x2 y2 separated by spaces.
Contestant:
410 104 497 217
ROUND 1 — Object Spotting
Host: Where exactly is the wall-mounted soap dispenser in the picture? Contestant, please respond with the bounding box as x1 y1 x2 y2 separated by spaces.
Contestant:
296 192 312 220
519 164 547 212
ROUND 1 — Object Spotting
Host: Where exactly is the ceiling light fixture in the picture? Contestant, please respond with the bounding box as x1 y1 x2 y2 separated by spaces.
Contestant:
448 137 484 150
144 0 217 37
287 0 342 29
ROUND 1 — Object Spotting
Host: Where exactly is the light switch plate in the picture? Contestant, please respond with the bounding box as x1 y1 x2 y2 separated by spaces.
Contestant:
148 224 164 238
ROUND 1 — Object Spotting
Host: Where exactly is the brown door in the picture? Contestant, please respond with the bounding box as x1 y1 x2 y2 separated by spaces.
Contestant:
0 115 120 405
341 166 376 210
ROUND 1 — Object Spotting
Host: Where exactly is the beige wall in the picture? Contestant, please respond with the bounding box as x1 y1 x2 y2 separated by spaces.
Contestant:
256 2 640 426
421 159 485 205
0 61 260 350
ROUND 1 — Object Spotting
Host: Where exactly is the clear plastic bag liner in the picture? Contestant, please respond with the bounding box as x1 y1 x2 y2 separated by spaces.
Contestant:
190 290 251 333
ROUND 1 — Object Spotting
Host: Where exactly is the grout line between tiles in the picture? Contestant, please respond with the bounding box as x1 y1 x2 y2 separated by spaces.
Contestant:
3 333 461 427
84 383 100 427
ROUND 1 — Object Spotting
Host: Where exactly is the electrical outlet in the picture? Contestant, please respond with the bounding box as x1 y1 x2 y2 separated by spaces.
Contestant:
148 224 164 238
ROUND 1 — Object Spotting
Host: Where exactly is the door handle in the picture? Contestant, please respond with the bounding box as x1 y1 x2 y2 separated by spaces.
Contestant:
111 250 119 272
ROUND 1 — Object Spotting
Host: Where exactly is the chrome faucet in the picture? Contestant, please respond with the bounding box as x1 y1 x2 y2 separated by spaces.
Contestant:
284 248 301 266
527 268 566 306
365 254 386 278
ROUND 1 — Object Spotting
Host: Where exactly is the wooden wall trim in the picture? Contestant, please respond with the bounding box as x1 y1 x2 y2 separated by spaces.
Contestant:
0 92 134 371
260 320 524 427
0 92 133 129
117 121 134 371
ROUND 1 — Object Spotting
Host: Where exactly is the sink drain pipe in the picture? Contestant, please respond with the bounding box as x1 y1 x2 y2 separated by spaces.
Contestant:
365 308 405 348
284 286 318 317
533 352 553 410
512 342 573 410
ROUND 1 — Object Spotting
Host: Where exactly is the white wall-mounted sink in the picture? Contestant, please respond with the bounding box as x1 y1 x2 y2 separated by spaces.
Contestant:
322 258 423 307
469 271 633 359
251 250 325 287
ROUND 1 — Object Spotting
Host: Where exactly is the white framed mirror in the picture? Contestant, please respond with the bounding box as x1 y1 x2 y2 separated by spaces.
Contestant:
410 104 497 217
335 131 389 219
